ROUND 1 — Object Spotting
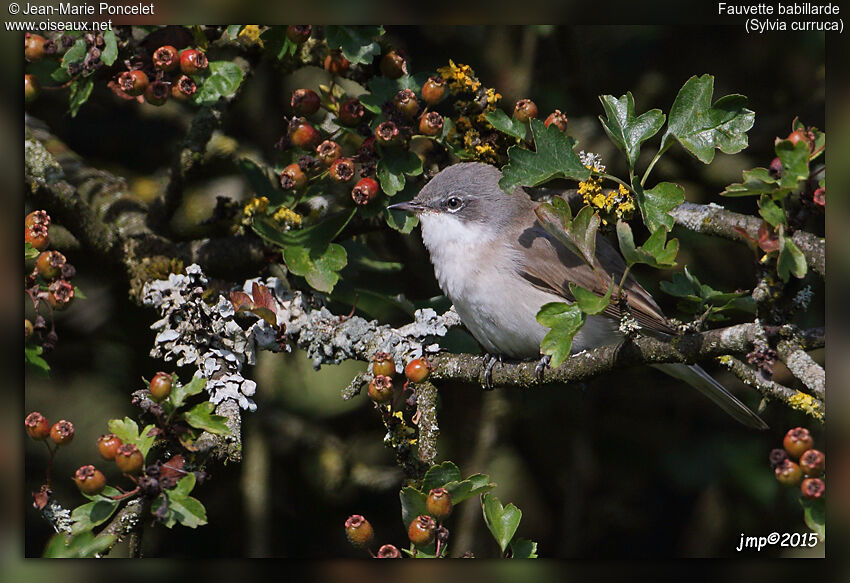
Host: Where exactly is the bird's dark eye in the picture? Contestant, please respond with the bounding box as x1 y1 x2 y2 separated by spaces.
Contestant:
444 196 464 212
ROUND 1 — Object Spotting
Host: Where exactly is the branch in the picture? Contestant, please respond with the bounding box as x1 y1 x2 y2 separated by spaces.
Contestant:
670 202 824 277
776 338 825 400
99 497 148 557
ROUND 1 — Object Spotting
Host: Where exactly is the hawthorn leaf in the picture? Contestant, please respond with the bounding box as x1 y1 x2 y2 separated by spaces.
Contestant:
616 221 678 269
534 199 599 267
482 494 522 554
325 26 384 65
777 228 807 281
376 146 422 196
182 401 230 435
484 109 528 141
598 92 665 169
569 280 613 315
536 302 585 368
193 61 244 105
422 461 462 492
634 182 684 232
169 376 206 410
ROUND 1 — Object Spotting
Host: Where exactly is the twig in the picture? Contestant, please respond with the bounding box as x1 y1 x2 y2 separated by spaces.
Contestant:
776 338 825 400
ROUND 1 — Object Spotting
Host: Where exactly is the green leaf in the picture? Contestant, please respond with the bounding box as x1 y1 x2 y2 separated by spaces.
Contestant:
68 76 94 118
100 30 118 66
777 228 807 281
598 92 665 169
153 474 207 529
660 266 755 315
324 26 384 65
510 538 539 559
260 26 298 60
801 497 825 540
400 486 428 530
536 302 585 368
70 497 120 535
107 417 156 458
169 375 206 410
661 74 755 163
283 243 347 293
534 198 599 267
359 74 428 113
775 139 810 188
253 209 355 248
482 493 522 554
43 531 116 558
721 167 782 197
61 38 87 71
758 195 786 227
25 242 40 260
484 109 528 141
193 61 244 106
499 118 591 192
443 474 496 504
376 147 423 196
634 181 684 232
386 207 419 234
569 281 612 315
616 221 679 269
182 401 230 435
25 345 50 373
422 461 462 492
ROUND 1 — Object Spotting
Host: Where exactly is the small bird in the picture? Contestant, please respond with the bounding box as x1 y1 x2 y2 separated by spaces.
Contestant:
389 162 767 429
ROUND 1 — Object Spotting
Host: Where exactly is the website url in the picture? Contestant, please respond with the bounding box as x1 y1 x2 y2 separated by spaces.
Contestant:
6 19 112 32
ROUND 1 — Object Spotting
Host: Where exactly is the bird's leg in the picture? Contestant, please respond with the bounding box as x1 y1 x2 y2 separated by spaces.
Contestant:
483 353 502 390
534 354 551 383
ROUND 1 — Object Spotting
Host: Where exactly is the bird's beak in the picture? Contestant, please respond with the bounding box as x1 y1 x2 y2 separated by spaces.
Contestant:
387 200 425 213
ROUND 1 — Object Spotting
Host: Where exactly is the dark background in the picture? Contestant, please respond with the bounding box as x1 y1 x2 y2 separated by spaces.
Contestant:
23 25 825 558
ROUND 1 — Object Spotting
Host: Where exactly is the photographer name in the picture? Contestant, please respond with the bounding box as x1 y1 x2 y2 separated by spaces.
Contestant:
21 2 154 15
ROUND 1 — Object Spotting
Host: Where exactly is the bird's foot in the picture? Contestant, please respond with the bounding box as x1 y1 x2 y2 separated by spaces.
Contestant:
534 354 551 383
483 354 502 390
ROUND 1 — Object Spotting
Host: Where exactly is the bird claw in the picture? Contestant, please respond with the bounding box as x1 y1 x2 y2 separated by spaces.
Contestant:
483 354 501 390
534 354 551 383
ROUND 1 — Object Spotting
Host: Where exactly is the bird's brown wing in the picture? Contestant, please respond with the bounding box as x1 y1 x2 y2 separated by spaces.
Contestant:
512 222 676 335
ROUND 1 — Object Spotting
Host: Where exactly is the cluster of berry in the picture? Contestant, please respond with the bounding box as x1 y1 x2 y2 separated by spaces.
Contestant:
771 427 825 500
114 46 207 106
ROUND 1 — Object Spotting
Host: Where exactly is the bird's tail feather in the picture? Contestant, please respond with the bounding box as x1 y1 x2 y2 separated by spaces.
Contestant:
651 363 769 430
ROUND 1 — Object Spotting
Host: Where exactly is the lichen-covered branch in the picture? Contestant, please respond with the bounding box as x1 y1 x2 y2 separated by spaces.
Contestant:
776 338 825 400
671 202 824 277
100 498 147 557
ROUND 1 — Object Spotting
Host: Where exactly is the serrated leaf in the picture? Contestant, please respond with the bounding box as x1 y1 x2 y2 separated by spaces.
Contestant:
182 401 230 435
193 61 244 106
482 493 522 554
484 109 528 141
534 198 599 268
61 38 87 71
757 195 786 227
569 281 612 315
616 221 678 269
443 475 496 504
777 228 807 281
422 461 462 492
376 147 422 196
660 266 754 314
499 118 591 192
25 345 50 373
43 531 117 558
801 497 825 540
510 538 539 558
153 474 207 529
598 92 665 169
386 207 419 234
68 76 93 118
283 243 348 293
100 30 118 66
25 242 40 260
107 417 156 458
169 376 206 410
775 139 810 188
721 167 782 197
400 486 428 530
70 498 120 535
536 302 585 368
634 182 684 232
325 26 384 65
662 74 754 163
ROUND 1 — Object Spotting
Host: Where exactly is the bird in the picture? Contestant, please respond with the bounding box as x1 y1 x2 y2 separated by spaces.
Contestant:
388 162 768 430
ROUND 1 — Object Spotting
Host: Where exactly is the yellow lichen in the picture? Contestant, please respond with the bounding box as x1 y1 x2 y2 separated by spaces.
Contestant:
787 392 824 422
272 206 302 228
437 60 481 93
237 25 263 47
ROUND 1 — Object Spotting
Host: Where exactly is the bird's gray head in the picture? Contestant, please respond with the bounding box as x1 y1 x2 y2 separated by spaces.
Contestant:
388 162 521 225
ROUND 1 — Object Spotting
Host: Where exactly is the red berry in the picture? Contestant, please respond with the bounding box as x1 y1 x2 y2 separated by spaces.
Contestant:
421 76 447 105
774 459 804 486
117 70 149 97
328 157 356 182
171 75 197 101
812 187 825 207
404 358 431 383
25 210 50 230
426 487 453 520
25 74 40 103
368 375 394 404
799 449 825 477
783 427 814 460
25 223 49 250
291 88 320 116
513 99 538 123
144 81 169 106
149 372 173 401
418 111 444 137
152 45 179 72
36 250 66 281
179 49 208 75
393 88 419 119
286 25 312 44
337 98 365 127
50 420 75 445
544 110 568 132
769 156 783 177
374 121 400 145
115 443 144 474
351 177 380 205
376 544 400 558
25 33 46 61
768 448 789 469
280 163 308 190
97 433 123 461
25 412 50 440
73 465 107 496
407 515 436 547
380 50 408 79
372 352 395 377
344 514 374 547
47 279 74 311
316 140 342 166
800 477 825 500
786 129 814 152
288 118 322 150
324 50 349 76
